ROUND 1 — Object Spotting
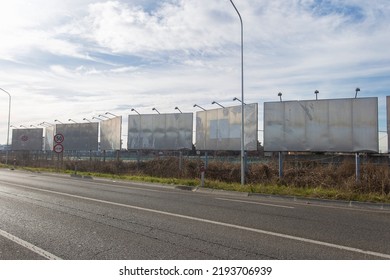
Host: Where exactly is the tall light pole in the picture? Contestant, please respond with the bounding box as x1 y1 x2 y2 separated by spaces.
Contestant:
0 88 11 165
229 0 245 185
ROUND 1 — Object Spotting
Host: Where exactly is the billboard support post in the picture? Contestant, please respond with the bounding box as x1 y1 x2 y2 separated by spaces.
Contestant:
179 151 183 171
355 153 360 182
278 152 283 178
200 165 205 187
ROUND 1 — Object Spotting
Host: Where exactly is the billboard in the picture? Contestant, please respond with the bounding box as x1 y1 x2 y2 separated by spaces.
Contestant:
55 123 99 151
264 98 378 152
11 128 43 150
127 113 193 150
44 125 55 151
100 116 122 150
195 103 258 151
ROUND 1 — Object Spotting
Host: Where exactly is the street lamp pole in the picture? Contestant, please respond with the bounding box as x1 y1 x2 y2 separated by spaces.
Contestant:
229 0 245 185
0 88 11 165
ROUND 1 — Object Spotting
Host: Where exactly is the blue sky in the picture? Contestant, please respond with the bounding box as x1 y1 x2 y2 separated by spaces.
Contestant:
0 0 389 148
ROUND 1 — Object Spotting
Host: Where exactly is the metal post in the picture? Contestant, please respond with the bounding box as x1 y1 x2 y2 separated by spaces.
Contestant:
229 0 245 185
355 153 360 182
179 151 183 171
279 152 283 178
0 88 11 165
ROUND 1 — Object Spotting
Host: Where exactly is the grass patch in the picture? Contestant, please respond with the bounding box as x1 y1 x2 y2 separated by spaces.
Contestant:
1 159 390 204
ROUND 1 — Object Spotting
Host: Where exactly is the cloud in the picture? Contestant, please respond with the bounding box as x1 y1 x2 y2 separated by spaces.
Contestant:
0 0 390 146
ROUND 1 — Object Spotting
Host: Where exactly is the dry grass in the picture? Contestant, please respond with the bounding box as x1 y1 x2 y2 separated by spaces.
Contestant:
3 154 390 202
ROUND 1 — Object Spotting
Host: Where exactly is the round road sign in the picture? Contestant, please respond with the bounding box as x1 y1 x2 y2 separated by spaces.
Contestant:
54 133 64 143
53 143 64 153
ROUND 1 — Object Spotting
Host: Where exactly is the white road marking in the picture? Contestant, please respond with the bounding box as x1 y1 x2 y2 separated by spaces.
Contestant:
0 228 62 260
216 197 295 209
4 182 390 259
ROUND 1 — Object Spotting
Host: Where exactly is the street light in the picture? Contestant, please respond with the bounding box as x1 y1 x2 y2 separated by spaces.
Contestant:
229 0 245 185
83 118 92 123
105 112 118 117
131 108 140 115
233 97 246 105
212 101 225 108
193 104 206 111
54 119 64 124
0 87 11 164
314 90 319 100
68 119 77 123
278 92 282 102
355 87 360 98
152 108 161 114
174 107 182 113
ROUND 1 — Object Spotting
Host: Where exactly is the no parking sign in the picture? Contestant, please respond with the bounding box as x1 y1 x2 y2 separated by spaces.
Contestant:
53 143 64 154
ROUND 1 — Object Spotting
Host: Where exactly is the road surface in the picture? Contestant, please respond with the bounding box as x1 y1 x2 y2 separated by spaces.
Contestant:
0 168 389 260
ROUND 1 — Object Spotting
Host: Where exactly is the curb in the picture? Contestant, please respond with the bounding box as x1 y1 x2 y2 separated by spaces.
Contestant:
175 184 390 211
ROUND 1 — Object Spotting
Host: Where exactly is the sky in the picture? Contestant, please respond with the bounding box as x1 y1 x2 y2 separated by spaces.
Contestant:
0 0 389 148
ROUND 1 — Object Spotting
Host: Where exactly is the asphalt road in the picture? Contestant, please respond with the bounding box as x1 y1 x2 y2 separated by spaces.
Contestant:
0 168 389 260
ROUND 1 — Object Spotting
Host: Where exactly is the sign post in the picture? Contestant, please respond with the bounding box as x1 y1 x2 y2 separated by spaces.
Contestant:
53 133 64 171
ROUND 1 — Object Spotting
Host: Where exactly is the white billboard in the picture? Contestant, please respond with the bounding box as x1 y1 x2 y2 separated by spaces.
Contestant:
55 123 99 151
195 103 258 151
264 98 378 152
11 128 43 150
127 113 193 150
100 116 122 150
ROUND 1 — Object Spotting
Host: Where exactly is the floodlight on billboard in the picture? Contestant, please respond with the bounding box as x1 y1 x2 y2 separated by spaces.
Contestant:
195 103 258 151
11 128 43 150
264 97 378 152
127 113 193 150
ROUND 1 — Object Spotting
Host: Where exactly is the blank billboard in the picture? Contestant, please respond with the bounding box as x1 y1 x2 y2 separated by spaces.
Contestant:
127 113 193 150
195 103 258 151
11 128 43 150
264 98 378 152
100 116 122 150
44 126 55 151
55 123 99 151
